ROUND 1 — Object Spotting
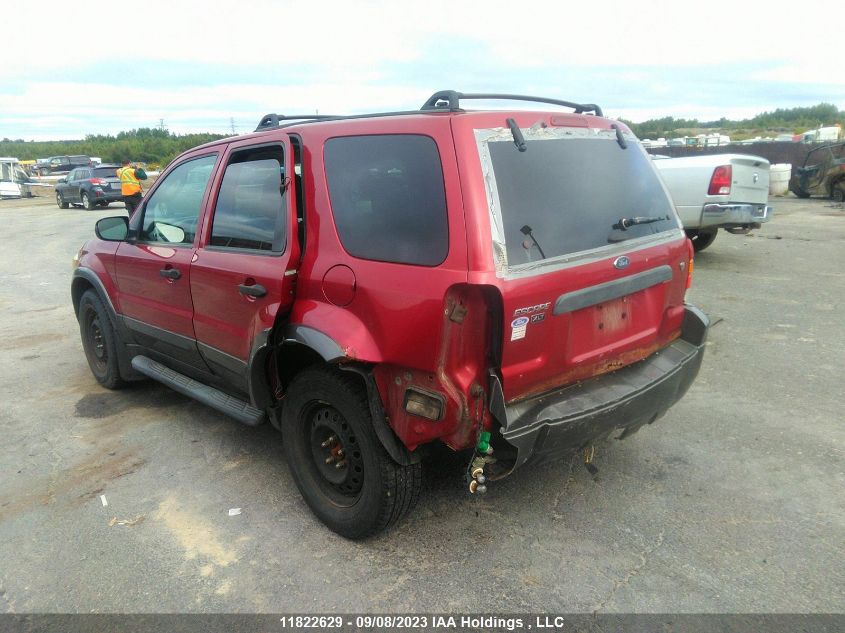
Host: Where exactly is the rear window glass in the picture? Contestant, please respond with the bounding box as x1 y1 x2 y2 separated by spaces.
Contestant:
483 131 677 269
93 167 117 178
324 134 448 266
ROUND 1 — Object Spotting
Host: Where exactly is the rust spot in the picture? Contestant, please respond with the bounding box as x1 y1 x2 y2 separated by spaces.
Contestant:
508 331 680 405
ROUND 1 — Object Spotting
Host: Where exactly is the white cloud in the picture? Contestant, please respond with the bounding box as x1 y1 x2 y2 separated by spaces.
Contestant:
1 0 842 139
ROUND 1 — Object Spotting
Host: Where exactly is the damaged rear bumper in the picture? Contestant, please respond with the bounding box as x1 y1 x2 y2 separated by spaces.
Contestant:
491 305 709 473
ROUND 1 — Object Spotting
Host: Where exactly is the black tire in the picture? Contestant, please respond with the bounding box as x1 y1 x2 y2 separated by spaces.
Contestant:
832 185 844 203
56 191 69 209
81 192 95 210
281 366 422 539
78 289 125 389
794 189 811 199
686 228 718 252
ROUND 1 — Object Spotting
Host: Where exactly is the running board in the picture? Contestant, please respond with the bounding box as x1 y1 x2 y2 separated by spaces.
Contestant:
131 355 265 426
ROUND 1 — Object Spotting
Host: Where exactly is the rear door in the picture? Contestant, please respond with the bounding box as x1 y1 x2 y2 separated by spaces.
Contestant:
72 168 90 202
114 152 220 369
467 117 689 402
189 139 299 393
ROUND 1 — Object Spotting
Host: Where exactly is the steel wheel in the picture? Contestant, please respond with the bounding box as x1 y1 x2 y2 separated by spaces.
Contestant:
78 289 125 389
306 404 365 505
282 366 422 538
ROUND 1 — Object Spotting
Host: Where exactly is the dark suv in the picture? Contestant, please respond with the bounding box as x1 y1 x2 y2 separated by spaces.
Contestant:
72 91 709 538
38 155 91 176
56 165 123 209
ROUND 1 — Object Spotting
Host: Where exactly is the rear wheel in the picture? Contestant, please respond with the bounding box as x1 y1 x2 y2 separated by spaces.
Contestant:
833 184 844 203
281 366 422 539
56 191 69 209
81 192 95 210
78 289 125 389
685 229 718 252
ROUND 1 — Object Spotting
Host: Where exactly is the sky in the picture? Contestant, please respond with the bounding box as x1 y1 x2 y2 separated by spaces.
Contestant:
2 0 843 141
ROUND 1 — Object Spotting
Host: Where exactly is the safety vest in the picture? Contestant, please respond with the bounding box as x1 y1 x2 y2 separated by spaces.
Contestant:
117 166 142 196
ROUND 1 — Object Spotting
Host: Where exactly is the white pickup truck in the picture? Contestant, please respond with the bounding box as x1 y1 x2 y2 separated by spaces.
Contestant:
652 154 773 251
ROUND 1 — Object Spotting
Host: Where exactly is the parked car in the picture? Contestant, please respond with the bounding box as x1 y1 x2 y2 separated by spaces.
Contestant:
0 157 34 199
55 164 123 209
71 91 709 538
653 154 772 251
37 155 91 176
789 142 845 202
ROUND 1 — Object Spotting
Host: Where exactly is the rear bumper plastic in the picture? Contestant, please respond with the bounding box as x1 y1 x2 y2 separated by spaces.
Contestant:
495 305 709 472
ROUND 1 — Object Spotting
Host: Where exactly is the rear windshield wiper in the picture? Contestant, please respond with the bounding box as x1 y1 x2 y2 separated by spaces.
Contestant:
613 215 668 230
507 118 527 152
520 224 546 258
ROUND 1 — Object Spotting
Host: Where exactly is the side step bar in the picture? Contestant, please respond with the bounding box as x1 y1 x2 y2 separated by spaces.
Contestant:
131 355 265 426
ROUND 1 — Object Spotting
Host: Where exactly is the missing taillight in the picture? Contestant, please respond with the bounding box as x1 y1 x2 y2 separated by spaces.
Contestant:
708 165 732 196
403 388 445 421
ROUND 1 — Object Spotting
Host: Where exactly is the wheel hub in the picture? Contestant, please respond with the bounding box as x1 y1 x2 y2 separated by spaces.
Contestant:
88 315 106 362
308 406 363 497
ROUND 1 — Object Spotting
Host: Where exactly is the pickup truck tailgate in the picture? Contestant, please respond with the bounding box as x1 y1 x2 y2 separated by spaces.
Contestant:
729 155 770 204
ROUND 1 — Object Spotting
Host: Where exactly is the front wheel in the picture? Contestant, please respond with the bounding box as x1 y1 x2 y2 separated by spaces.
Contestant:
686 229 718 252
81 192 95 210
78 289 125 389
281 366 422 539
56 191 69 209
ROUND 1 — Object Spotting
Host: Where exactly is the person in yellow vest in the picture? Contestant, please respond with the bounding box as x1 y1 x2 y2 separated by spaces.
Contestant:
116 159 147 213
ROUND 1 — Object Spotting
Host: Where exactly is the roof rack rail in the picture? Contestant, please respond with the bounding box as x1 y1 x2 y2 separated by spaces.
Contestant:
420 90 603 117
254 113 341 132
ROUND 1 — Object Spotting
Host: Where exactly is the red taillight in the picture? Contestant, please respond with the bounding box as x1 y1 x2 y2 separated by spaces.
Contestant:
89 178 104 185
708 165 732 195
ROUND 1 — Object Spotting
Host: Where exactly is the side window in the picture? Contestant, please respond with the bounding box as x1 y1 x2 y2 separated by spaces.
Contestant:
323 134 448 266
67 169 77 181
209 147 285 253
140 154 217 245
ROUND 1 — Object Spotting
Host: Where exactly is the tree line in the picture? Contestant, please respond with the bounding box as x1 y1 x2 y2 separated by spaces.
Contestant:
621 103 843 140
0 128 226 169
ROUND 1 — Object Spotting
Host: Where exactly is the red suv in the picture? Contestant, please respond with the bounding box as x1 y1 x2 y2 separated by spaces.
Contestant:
72 91 708 538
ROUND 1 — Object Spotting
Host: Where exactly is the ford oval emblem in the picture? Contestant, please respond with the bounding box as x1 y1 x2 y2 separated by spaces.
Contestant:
614 256 630 270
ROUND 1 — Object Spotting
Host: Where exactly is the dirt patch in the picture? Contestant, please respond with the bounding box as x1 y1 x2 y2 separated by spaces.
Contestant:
154 495 239 568
0 449 145 522
74 385 189 419
0 332 68 351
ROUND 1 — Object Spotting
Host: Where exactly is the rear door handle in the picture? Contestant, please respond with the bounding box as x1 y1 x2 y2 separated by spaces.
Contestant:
238 283 267 298
159 267 181 280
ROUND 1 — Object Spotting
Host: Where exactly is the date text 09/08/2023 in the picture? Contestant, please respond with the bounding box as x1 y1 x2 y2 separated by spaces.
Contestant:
278 615 570 630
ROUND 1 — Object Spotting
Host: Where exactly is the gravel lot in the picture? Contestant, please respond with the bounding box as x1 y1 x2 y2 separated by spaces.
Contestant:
0 193 842 614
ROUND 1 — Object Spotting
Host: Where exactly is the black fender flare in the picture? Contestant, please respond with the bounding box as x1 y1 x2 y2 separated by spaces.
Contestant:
248 324 418 465
71 268 141 381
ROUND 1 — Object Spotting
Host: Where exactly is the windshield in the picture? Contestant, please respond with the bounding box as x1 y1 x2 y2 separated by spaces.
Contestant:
478 127 679 272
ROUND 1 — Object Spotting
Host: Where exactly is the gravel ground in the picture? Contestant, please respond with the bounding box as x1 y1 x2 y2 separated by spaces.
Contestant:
0 193 842 614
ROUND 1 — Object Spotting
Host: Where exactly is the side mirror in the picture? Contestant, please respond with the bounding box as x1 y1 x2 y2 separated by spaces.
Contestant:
95 216 129 241
57 178 67 183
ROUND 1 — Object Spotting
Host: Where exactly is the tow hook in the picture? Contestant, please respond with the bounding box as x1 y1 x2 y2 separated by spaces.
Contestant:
468 431 494 494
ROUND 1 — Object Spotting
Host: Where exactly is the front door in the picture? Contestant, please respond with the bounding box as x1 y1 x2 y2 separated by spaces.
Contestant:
190 140 299 394
114 152 220 369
